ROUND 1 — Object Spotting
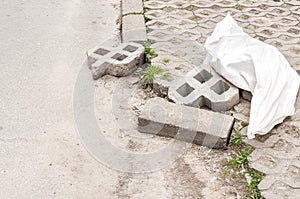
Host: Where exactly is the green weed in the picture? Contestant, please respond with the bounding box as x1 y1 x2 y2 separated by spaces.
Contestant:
140 65 162 89
230 131 243 147
241 121 249 127
160 71 171 80
222 168 230 179
228 147 254 170
144 41 158 60
163 58 170 63
235 0 242 10
121 12 143 18
246 170 265 199
144 15 152 23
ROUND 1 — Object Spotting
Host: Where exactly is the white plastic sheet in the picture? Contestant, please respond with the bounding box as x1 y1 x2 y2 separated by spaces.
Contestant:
204 13 300 139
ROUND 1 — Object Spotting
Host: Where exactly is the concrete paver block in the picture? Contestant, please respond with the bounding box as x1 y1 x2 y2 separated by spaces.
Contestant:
245 125 300 197
167 66 239 111
152 64 186 96
122 15 147 43
146 29 239 111
260 182 300 199
138 97 235 149
122 0 143 14
87 42 144 79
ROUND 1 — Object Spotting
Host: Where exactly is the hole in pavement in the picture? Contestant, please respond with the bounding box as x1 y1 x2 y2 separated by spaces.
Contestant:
123 45 138 52
176 83 194 97
95 48 110 56
111 53 127 61
193 69 213 83
210 80 230 95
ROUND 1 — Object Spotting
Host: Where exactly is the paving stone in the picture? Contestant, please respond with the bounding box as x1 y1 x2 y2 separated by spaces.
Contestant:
167 66 239 111
138 97 235 149
150 53 239 112
257 159 300 189
145 9 194 21
122 14 147 43
122 0 143 14
147 30 239 111
261 182 300 199
87 42 144 79
232 113 249 122
152 62 193 96
246 125 300 196
233 101 251 116
148 29 202 44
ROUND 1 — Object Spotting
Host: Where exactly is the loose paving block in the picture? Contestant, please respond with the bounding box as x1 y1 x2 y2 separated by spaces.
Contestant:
152 64 187 96
167 66 239 112
122 15 147 43
138 97 235 149
87 42 144 79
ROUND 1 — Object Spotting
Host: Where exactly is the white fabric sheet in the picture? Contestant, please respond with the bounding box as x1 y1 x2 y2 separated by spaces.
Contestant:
204 13 300 139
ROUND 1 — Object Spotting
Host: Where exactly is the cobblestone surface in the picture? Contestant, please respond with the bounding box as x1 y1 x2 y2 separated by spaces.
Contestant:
144 0 300 198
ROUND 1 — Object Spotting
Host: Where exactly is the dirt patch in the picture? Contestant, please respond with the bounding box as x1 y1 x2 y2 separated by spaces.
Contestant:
114 173 134 199
164 157 205 199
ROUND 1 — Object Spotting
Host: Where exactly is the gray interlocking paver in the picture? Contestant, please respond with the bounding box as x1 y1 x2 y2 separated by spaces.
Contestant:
147 30 239 111
167 66 239 111
87 42 144 79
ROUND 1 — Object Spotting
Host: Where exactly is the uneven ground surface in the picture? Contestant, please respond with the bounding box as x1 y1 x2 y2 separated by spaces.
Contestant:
144 0 300 198
1 0 299 198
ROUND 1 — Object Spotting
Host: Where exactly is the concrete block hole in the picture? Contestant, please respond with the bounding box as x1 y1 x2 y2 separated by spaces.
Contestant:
111 53 128 61
176 83 194 97
123 45 138 52
193 69 213 83
95 48 110 56
210 80 230 95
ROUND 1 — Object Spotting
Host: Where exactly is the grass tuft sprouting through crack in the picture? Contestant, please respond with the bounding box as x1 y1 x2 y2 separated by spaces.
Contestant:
140 65 162 89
